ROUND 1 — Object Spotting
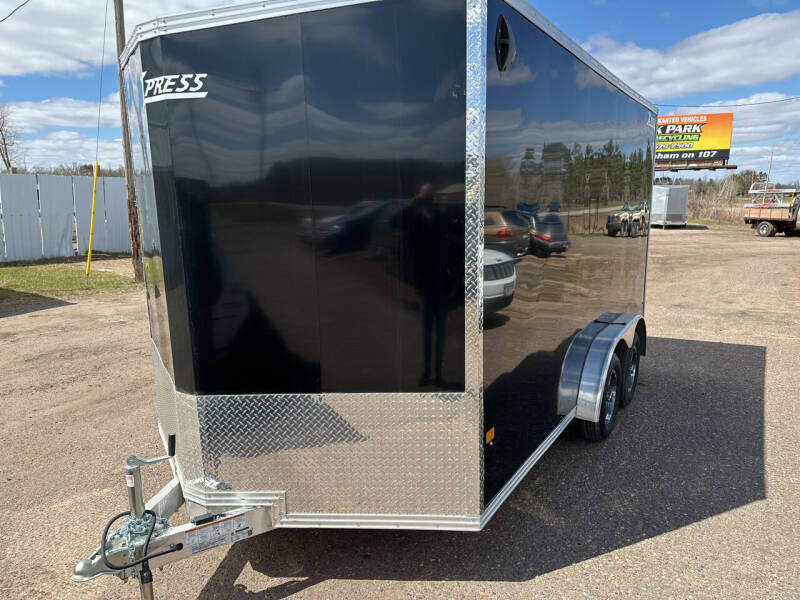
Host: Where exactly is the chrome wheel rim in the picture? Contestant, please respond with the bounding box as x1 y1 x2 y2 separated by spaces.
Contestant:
627 348 638 394
604 370 618 425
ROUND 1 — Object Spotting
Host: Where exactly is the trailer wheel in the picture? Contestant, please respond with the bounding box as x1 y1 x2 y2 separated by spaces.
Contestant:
621 334 641 407
581 353 621 442
756 221 776 237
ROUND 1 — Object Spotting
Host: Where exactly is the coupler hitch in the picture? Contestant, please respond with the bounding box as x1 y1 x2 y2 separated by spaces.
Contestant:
73 435 277 599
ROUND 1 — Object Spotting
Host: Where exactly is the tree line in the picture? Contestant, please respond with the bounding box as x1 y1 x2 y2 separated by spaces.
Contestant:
655 170 799 199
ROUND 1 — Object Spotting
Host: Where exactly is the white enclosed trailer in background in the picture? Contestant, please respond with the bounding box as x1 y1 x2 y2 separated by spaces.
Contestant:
651 185 689 228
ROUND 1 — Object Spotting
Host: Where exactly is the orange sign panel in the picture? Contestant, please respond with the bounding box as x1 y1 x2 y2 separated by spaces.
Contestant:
656 113 733 161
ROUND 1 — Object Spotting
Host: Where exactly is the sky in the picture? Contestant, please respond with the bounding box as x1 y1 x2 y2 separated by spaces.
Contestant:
1 0 799 181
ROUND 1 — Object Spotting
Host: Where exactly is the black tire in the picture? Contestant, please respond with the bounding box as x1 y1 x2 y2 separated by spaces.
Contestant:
620 334 641 407
581 353 622 442
607 230 616 237
756 221 776 237
631 221 640 237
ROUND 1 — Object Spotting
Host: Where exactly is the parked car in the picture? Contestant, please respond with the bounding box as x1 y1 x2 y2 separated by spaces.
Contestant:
606 202 649 237
484 209 530 257
300 200 393 251
483 249 516 313
529 212 570 256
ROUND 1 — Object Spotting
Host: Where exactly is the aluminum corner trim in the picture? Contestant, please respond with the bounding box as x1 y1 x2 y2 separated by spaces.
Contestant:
466 0 488 511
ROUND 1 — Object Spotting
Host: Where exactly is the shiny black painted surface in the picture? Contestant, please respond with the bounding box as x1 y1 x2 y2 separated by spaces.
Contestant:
137 1 466 395
483 0 655 504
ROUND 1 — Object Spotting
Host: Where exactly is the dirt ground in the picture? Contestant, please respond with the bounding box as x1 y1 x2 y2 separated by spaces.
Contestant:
0 224 798 599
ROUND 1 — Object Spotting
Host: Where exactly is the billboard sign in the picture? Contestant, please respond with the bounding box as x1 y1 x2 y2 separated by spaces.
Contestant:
656 113 733 162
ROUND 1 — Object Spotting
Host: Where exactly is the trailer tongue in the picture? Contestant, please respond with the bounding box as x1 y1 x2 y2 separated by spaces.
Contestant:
74 1 656 596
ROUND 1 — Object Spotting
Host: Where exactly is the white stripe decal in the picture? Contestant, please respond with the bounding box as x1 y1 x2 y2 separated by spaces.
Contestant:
145 91 208 104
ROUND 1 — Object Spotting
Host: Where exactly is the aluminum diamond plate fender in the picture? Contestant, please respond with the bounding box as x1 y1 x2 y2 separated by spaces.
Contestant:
574 314 644 423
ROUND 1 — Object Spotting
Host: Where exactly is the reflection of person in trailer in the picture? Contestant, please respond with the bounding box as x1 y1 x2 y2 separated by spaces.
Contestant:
403 183 452 386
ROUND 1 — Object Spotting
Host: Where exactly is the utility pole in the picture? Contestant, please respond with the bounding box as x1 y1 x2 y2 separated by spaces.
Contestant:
113 0 143 281
767 151 773 184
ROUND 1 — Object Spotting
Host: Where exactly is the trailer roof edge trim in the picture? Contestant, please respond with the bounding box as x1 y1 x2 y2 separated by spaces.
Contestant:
120 0 381 68
121 0 656 114
503 0 658 115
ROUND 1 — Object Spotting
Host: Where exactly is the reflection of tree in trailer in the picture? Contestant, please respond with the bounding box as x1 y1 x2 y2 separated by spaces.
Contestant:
518 148 538 206
541 142 570 205
506 135 654 234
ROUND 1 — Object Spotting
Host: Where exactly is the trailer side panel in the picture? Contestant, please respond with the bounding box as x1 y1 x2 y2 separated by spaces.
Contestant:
482 0 655 505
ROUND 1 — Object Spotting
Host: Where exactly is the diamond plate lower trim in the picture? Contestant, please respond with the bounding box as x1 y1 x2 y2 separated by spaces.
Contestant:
151 344 481 518
278 513 481 531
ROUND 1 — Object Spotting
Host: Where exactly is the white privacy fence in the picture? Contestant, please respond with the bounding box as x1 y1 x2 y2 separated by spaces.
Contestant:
0 173 131 262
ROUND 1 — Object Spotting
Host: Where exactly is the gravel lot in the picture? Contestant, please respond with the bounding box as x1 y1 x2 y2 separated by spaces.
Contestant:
1 224 798 599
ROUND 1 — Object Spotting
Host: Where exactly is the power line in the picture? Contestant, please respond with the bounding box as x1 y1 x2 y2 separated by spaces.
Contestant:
657 95 800 108
0 0 33 24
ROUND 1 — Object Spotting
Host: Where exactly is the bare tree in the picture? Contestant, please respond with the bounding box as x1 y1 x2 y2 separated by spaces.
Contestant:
0 105 20 172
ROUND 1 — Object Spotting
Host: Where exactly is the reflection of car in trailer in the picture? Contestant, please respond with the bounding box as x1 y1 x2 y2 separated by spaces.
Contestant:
528 211 570 256
650 185 688 229
744 182 800 237
484 208 531 257
483 249 516 313
299 200 395 251
607 202 649 237
74 2 656 597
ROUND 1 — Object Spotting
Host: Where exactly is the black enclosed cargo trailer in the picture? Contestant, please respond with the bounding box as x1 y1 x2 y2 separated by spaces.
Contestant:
75 0 656 593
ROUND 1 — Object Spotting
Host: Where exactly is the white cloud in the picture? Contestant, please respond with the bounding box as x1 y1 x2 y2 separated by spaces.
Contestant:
0 1 221 76
725 140 800 182
0 0 398 77
584 9 800 100
488 62 537 87
360 101 427 120
7 93 120 133
21 131 123 169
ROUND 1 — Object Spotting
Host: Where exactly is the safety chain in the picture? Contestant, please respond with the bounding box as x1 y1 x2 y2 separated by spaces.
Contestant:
108 513 169 579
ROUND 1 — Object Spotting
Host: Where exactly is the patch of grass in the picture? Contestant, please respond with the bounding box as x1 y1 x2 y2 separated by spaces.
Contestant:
0 262 140 301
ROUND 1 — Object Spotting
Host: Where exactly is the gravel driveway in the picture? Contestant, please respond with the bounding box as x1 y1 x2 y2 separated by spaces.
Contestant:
0 224 797 599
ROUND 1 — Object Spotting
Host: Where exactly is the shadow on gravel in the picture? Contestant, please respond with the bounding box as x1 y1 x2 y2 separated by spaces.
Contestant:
197 337 765 599
0 289 72 318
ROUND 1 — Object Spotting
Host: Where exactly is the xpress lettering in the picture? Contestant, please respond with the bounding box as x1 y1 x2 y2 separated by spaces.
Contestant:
142 72 208 104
